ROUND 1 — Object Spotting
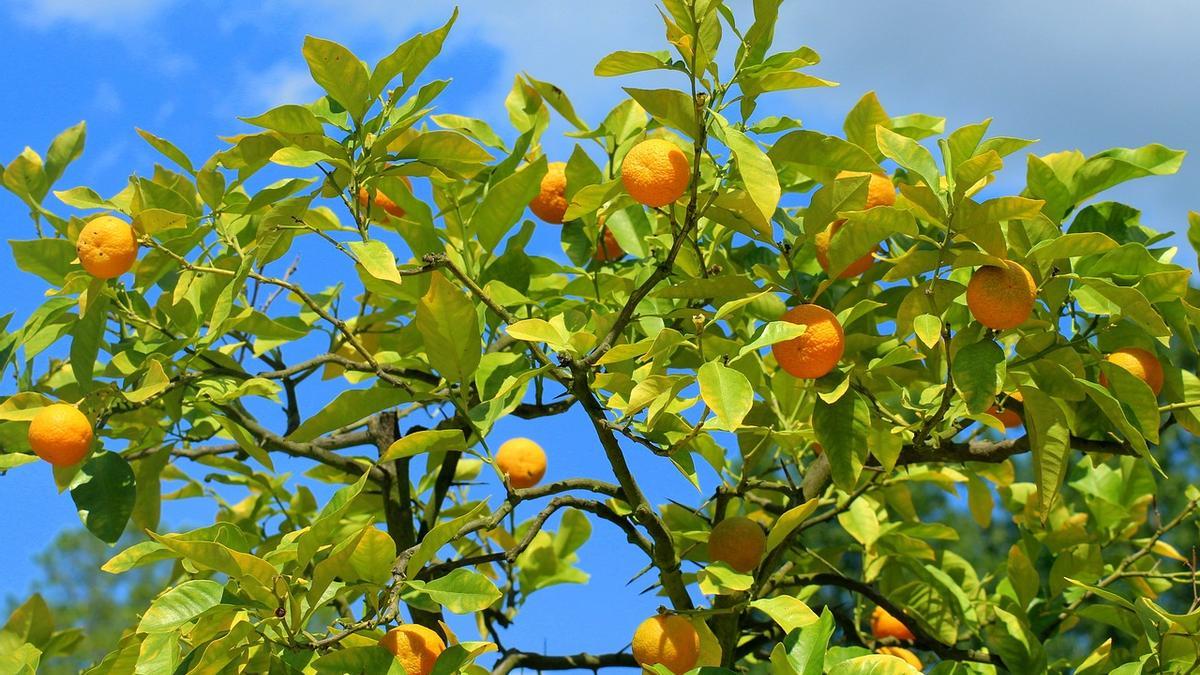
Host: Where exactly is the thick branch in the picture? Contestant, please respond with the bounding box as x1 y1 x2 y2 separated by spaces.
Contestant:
792 573 999 665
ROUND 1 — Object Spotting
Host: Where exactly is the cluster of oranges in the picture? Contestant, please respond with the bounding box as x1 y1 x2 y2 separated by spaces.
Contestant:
528 137 691 263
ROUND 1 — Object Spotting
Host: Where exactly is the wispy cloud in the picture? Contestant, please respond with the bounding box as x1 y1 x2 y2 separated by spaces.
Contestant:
8 0 173 32
236 62 321 115
91 81 123 115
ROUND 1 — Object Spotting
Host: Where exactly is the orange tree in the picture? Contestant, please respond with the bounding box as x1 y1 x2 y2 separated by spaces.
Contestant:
2 1 1200 673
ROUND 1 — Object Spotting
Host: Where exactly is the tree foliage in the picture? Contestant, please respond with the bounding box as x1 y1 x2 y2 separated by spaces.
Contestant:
2 1 1200 673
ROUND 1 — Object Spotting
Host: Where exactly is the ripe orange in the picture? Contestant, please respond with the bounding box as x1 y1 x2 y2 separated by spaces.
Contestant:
76 215 138 279
965 260 1036 330
594 226 623 263
529 162 569 224
379 624 445 675
27 403 94 467
495 437 547 489
876 646 922 670
621 139 690 208
771 304 845 379
814 220 875 279
986 391 1024 429
836 170 896 209
631 615 700 675
871 606 915 642
358 175 413 220
1101 347 1164 396
708 516 766 573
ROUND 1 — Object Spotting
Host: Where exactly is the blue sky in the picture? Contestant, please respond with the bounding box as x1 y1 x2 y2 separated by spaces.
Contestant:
2 0 1199 666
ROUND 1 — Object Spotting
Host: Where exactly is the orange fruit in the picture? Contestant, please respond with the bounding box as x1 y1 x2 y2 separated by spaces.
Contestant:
594 227 623 263
1101 347 1164 396
632 615 700 675
836 170 896 210
495 437 547 489
708 516 766 573
871 606 915 642
621 139 690 207
966 260 1036 330
27 403 94 467
986 391 1024 428
76 215 137 279
379 624 445 675
877 646 922 670
529 161 569 224
771 304 845 379
814 220 875 279
358 176 413 220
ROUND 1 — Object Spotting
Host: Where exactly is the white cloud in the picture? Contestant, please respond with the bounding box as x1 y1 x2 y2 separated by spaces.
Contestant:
9 0 172 32
91 81 123 115
237 62 321 114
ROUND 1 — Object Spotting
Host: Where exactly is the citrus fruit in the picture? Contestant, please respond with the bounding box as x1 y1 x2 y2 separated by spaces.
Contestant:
621 139 690 208
529 161 569 224
708 516 766 573
27 403 93 467
966 260 1036 330
632 614 700 675
76 215 138 279
1101 347 1164 395
495 437 547 489
871 606 915 642
771 304 845 379
379 624 445 675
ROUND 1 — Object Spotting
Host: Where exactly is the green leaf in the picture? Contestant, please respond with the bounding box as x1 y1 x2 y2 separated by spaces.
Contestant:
70 451 135 544
381 429 466 462
302 36 371 122
349 240 404 285
288 386 411 443
136 129 193 174
813 392 870 491
369 9 457 98
137 580 225 634
952 339 1004 414
697 361 753 431
348 526 396 585
779 608 835 675
45 121 86 185
408 568 502 614
717 119 780 231
765 498 819 553
395 130 493 167
1074 144 1186 203
54 186 113 210
313 646 404 674
416 273 481 382
148 533 278 589
828 654 921 674
407 503 487 578
505 318 568 350
768 130 879 180
737 321 807 358
525 76 588 131
624 87 698 138
1028 232 1119 262
1018 386 1070 514
875 126 939 189
595 50 674 77
751 597 819 634
240 104 325 135
10 239 77 286
473 157 547 251
3 593 53 647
